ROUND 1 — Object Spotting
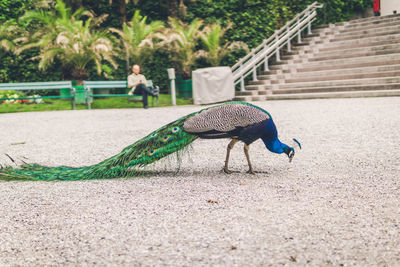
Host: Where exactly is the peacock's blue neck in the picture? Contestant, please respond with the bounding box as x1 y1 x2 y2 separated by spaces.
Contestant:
262 138 285 154
261 119 287 154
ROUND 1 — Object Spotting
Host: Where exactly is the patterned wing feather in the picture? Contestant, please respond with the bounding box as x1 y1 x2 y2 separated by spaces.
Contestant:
183 102 270 134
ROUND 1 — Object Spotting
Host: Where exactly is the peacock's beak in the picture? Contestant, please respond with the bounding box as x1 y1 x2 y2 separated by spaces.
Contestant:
288 149 295 163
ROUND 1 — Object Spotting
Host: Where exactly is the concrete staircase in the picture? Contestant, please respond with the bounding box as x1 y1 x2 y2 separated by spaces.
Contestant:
234 14 400 101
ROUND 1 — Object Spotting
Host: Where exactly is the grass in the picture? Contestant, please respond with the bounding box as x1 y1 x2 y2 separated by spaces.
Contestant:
0 94 193 114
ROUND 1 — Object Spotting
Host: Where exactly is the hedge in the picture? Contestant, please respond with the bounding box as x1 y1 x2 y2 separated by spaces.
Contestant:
0 0 372 92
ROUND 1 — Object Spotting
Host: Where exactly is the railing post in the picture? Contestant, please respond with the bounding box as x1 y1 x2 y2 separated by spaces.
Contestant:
240 63 245 91
275 32 280 62
249 48 258 81
307 10 312 35
240 77 245 91
252 66 257 81
297 17 302 43
287 27 291 52
262 40 269 71
264 56 269 71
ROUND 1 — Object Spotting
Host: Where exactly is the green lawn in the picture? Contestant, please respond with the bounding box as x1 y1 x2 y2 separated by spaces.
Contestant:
0 94 192 114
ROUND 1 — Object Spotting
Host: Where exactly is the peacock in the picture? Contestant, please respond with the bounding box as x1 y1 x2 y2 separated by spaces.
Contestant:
0 101 301 181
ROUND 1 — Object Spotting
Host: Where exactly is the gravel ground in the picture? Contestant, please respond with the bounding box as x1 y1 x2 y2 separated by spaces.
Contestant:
0 97 399 266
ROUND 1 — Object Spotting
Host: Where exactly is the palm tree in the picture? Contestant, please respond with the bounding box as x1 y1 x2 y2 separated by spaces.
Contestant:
0 21 19 55
166 18 203 79
198 22 248 67
110 10 164 74
16 0 117 84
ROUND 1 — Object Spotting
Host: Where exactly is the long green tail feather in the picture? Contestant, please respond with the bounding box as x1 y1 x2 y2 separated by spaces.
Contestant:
0 112 198 181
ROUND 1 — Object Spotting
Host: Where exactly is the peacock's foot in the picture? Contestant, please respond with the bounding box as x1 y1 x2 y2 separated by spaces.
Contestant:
246 170 268 174
223 168 239 174
246 169 256 175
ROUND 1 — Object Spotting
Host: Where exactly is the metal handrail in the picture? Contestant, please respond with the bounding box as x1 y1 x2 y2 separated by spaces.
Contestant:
231 2 323 91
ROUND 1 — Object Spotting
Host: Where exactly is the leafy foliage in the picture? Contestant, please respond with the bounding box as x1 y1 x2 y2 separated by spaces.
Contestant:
0 49 62 84
186 0 372 49
198 22 248 67
17 0 117 83
0 0 36 23
140 49 173 93
0 21 19 54
111 10 164 73
0 0 373 87
166 18 203 79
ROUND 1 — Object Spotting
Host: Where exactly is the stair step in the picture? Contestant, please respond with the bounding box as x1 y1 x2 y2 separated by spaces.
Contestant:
270 58 400 73
234 90 400 101
259 64 400 80
233 95 266 102
271 83 400 94
295 64 400 77
283 70 400 84
265 77 400 90
341 20 400 34
264 90 400 100
309 48 400 62
320 33 400 51
283 53 400 72
297 58 400 73
313 43 400 59
236 90 257 96
338 24 400 37
248 79 272 85
331 28 400 42
345 14 400 28
259 66 400 83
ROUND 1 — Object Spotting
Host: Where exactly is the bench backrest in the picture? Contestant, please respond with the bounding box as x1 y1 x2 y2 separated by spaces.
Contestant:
84 81 127 89
84 80 153 90
0 81 73 91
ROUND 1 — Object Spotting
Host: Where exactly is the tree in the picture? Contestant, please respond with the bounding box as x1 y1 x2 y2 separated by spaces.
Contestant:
64 0 83 11
111 10 164 74
166 18 203 79
0 21 18 55
161 0 190 19
16 0 117 84
107 0 139 25
198 22 248 67
107 0 191 27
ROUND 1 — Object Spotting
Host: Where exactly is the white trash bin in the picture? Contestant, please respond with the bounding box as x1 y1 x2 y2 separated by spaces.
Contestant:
192 66 235 105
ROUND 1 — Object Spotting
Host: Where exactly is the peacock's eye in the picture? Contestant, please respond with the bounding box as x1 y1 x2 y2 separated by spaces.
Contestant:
148 150 155 156
162 136 169 142
171 127 179 133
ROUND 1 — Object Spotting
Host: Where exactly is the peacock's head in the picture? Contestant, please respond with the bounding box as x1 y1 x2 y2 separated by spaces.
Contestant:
282 138 302 162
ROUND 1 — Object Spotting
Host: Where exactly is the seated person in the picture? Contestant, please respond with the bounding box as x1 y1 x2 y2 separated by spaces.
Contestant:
128 64 158 109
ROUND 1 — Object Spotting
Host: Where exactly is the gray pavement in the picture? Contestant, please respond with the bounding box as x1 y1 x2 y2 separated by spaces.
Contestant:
0 97 399 266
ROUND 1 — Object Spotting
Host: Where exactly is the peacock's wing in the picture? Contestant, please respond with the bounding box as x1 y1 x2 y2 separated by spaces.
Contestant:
183 102 271 138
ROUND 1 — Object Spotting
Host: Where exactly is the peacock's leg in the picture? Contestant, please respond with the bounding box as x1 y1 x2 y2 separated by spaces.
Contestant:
244 144 255 174
224 139 238 174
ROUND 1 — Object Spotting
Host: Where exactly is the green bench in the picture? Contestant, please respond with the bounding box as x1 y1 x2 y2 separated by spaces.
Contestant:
0 81 76 109
84 80 159 110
